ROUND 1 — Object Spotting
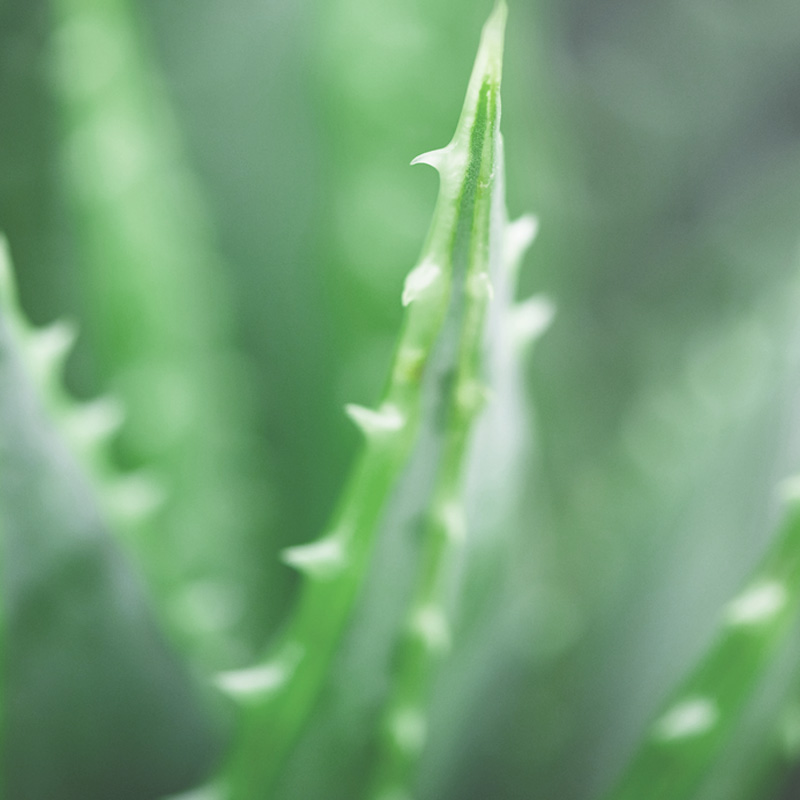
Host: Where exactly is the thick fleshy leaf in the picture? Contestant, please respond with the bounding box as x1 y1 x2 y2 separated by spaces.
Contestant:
0 241 227 800
210 4 551 798
603 491 800 800
52 0 273 670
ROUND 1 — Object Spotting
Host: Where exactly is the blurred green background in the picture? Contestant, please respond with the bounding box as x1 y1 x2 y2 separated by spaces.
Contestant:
4 0 800 798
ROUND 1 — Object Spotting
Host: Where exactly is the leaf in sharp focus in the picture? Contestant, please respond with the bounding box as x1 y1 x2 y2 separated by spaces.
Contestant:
0 240 228 800
251 5 553 800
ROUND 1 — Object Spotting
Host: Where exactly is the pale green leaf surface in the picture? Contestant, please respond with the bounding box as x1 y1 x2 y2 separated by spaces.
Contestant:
52 0 274 669
603 494 800 800
0 240 227 800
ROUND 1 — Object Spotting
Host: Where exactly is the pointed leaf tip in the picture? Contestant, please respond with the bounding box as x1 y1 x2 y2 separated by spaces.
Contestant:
489 0 509 29
451 0 507 149
481 0 509 68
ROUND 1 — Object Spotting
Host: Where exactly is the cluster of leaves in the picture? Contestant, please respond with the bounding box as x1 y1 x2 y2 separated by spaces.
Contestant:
3 2 547 797
4 1 800 799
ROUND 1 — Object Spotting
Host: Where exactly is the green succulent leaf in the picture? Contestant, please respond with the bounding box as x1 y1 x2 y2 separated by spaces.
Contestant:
0 239 226 800
604 488 800 800
208 3 551 798
52 0 272 669
367 3 515 797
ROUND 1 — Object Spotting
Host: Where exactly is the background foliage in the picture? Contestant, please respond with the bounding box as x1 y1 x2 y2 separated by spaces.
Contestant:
4 0 800 798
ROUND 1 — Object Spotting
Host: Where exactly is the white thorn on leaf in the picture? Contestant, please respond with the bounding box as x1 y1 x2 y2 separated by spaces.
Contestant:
410 147 449 171
216 643 304 701
65 396 125 448
27 320 77 377
510 296 555 347
653 697 718 742
345 402 405 436
281 535 347 580
402 259 442 307
506 214 540 268
725 580 787 626
410 605 451 653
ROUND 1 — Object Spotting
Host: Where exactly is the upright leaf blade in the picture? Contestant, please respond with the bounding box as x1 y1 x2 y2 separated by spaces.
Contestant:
365 4 524 798
51 0 272 669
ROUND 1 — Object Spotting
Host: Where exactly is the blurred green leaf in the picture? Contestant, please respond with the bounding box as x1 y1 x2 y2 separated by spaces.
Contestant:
0 240 227 800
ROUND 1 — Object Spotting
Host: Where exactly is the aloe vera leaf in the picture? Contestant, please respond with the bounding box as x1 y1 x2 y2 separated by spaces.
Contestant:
51 0 271 667
362 4 521 797
204 3 519 797
602 486 800 800
0 238 226 799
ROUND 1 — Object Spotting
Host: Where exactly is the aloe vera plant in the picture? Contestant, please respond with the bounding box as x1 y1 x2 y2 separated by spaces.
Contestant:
4 1 548 797
6 0 800 798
